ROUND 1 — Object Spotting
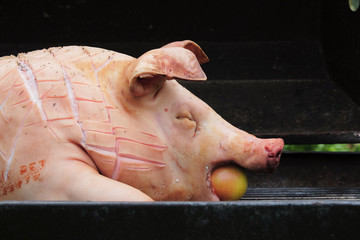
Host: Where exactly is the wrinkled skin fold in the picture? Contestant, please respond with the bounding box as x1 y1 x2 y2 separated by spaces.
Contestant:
0 40 284 201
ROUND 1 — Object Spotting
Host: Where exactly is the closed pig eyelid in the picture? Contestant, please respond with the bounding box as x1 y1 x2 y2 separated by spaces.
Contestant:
176 111 193 120
175 112 198 133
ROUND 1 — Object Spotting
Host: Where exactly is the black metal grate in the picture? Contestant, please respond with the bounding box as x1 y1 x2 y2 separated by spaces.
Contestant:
243 187 360 200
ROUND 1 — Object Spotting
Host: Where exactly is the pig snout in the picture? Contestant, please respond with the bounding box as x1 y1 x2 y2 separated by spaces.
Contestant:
220 133 284 173
264 138 284 172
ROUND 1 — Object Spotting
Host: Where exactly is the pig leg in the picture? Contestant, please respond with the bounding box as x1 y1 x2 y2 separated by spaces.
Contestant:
61 161 153 201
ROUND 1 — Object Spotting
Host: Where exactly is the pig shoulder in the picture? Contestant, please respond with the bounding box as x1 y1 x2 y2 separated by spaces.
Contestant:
0 46 135 200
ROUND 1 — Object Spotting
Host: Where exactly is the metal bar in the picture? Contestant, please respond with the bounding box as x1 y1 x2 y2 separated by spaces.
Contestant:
1 200 359 240
243 187 360 200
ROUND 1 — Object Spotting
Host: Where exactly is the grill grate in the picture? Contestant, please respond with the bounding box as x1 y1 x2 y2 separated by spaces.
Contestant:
243 187 360 200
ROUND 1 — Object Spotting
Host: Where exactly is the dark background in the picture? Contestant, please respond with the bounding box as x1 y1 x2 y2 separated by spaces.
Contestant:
0 1 320 44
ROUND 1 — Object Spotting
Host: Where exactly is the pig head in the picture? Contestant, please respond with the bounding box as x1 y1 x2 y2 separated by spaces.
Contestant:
0 40 283 201
104 40 284 200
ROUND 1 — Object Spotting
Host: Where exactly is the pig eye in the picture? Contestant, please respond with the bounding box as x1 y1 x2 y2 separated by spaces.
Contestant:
176 112 198 132
176 111 193 121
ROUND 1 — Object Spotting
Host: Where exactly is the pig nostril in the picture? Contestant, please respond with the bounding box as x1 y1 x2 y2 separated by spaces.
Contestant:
267 152 281 172
265 145 283 159
267 150 282 159
264 146 271 152
264 142 283 172
276 150 282 158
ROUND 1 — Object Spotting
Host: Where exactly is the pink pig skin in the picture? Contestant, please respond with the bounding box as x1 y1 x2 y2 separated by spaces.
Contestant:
0 41 283 201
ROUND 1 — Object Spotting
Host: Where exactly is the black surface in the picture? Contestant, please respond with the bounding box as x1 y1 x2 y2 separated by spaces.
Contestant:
243 187 360 200
322 1 360 106
0 1 320 43
247 152 360 188
0 200 359 240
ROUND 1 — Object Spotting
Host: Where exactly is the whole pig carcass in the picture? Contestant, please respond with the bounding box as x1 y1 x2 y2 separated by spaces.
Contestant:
0 41 284 201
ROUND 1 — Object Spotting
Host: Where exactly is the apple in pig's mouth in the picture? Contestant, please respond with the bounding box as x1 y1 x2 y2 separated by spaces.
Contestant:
208 163 248 201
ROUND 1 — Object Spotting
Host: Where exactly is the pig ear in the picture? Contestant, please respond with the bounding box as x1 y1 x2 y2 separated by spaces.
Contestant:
162 40 209 64
127 47 207 97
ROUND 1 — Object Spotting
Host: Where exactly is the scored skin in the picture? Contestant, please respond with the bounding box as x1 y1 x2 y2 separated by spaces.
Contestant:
0 46 154 201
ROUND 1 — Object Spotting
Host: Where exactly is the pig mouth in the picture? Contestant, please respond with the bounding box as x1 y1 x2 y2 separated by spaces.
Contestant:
206 171 220 201
205 150 282 200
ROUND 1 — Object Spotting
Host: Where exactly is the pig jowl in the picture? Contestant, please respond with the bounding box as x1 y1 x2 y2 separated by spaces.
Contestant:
0 40 283 201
